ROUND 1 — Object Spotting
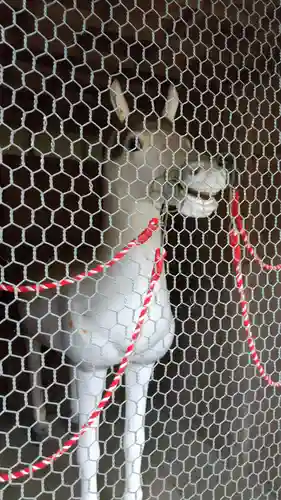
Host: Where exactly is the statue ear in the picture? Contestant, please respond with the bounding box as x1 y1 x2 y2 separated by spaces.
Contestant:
110 79 130 123
162 84 179 122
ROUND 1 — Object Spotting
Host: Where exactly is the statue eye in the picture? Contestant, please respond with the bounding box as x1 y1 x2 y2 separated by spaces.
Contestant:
127 136 142 152
217 156 223 167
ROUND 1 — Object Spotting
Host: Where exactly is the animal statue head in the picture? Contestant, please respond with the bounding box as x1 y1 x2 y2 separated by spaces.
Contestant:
106 79 228 219
169 150 229 218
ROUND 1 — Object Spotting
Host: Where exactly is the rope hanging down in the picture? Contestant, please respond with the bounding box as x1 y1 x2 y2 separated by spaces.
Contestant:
0 222 166 481
0 218 160 293
230 190 281 387
1 193 281 481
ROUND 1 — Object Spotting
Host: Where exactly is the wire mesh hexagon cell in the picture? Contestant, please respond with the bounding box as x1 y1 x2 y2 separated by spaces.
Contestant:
0 1 281 500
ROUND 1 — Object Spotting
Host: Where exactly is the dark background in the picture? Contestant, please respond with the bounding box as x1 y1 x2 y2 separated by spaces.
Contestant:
0 0 281 448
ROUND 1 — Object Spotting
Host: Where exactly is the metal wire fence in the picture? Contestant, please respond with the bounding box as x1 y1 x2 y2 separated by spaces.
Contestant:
0 1 281 499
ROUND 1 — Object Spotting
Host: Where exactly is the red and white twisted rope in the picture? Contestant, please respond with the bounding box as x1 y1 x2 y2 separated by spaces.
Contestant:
0 218 160 293
231 190 281 271
1 193 281 481
230 190 281 387
0 244 166 482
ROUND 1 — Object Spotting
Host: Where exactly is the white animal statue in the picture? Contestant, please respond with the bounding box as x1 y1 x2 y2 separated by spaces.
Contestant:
18 80 228 500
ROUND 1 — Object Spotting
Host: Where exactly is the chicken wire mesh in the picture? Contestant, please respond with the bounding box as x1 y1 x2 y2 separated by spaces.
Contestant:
0 1 281 499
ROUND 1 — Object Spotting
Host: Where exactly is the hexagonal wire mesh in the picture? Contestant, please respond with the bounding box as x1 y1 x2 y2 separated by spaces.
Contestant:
0 1 281 499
